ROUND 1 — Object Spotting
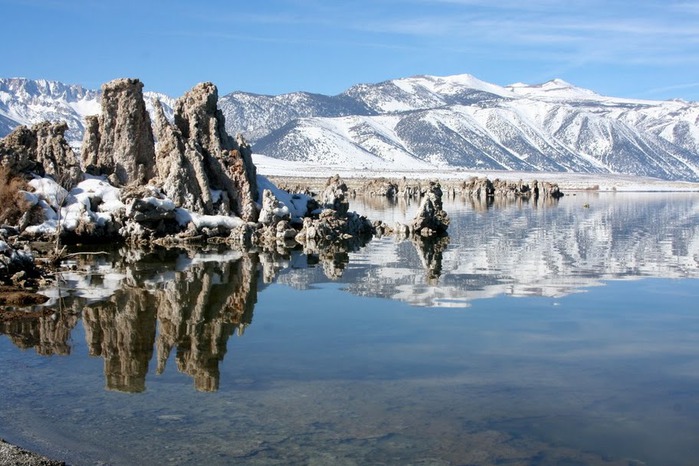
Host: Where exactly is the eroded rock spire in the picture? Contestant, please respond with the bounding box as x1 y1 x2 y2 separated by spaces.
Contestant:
81 78 156 186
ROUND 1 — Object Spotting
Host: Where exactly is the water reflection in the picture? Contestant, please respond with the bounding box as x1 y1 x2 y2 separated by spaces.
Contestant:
154 254 257 392
2 193 699 392
344 192 699 306
0 309 77 355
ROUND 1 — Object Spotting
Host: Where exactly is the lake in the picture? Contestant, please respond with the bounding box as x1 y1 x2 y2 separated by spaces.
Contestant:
1 192 699 465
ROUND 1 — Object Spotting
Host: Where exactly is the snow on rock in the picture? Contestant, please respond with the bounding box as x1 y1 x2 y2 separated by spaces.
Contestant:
257 174 311 221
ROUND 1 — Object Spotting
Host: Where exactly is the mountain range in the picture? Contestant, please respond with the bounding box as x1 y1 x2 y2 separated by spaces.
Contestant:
2 74 699 181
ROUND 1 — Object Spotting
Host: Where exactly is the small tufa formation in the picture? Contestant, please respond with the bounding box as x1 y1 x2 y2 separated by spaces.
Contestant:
258 189 290 226
321 174 350 215
460 177 563 200
361 178 399 198
82 78 156 186
410 181 450 237
0 122 81 189
153 82 258 221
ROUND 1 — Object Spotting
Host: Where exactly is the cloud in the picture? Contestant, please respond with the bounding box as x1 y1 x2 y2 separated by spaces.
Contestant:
642 82 699 97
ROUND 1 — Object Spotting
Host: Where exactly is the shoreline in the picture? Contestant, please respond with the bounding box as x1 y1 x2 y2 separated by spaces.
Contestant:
252 155 699 193
0 439 65 466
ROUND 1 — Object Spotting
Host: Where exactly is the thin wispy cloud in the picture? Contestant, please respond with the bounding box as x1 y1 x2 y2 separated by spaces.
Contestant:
2 0 699 99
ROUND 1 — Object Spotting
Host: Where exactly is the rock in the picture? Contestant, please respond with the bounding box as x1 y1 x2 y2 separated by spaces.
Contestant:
258 189 290 226
0 122 81 189
411 181 449 236
361 178 399 198
0 439 65 466
321 174 349 216
152 98 211 213
33 122 82 189
461 177 495 199
81 78 156 186
459 177 563 200
119 186 181 241
153 82 258 221
0 125 41 175
0 242 41 285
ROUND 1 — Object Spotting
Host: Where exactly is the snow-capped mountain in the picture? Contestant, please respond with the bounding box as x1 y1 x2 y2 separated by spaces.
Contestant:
248 74 699 181
2 74 699 181
0 78 175 148
0 78 100 145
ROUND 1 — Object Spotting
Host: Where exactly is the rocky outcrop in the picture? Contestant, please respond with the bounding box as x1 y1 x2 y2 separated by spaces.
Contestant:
0 240 48 288
0 122 81 188
361 178 399 198
293 209 373 252
321 174 350 215
34 122 82 188
153 82 258 221
410 182 450 236
0 126 42 175
258 189 290 226
460 177 563 200
81 78 155 186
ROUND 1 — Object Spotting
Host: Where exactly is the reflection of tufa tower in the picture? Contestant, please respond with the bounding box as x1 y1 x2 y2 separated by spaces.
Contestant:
0 311 78 356
156 254 258 392
82 290 157 393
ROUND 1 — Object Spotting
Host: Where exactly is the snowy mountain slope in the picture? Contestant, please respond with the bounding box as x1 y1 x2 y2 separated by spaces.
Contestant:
247 75 699 181
0 78 175 147
2 74 699 181
218 91 375 142
0 78 100 144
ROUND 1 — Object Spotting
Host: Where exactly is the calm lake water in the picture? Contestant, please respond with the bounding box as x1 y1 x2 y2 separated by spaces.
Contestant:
1 192 699 465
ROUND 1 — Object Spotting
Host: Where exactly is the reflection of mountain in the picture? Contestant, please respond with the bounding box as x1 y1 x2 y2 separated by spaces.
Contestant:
277 193 699 307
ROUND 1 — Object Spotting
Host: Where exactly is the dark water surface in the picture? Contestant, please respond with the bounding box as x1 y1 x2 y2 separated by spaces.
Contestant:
1 192 699 465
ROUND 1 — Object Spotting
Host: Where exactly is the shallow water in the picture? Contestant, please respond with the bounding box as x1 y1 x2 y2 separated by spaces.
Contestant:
1 192 699 465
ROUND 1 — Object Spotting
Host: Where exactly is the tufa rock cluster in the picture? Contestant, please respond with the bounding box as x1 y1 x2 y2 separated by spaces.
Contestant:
0 121 81 189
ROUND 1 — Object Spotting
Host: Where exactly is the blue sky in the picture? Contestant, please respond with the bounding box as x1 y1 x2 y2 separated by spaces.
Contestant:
2 0 699 100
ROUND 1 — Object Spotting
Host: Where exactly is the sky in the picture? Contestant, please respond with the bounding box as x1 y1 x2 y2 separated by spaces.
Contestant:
1 0 699 101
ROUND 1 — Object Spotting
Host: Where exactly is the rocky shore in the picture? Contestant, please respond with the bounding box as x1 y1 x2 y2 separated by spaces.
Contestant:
0 439 64 466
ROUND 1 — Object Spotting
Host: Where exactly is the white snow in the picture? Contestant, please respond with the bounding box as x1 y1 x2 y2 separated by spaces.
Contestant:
252 152 699 192
257 174 311 220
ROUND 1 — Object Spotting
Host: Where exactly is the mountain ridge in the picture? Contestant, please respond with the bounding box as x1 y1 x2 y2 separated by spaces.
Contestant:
2 74 699 181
